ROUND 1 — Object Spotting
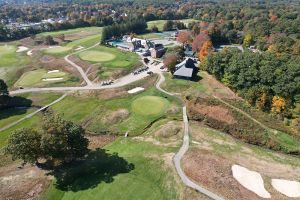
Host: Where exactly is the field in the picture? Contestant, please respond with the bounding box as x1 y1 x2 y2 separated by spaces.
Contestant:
14 69 79 87
38 27 102 37
147 18 199 31
77 45 140 69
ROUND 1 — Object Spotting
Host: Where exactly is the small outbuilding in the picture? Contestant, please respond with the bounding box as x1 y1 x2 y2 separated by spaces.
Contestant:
173 58 198 80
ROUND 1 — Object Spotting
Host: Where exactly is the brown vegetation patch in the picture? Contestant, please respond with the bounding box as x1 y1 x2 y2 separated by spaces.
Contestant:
188 98 237 125
102 109 130 125
87 135 116 149
0 165 50 200
40 55 55 63
182 149 262 200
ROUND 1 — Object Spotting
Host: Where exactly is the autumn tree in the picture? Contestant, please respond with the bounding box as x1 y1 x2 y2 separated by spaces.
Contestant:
271 96 286 113
192 33 209 52
177 31 191 45
199 40 213 61
163 54 177 74
243 34 252 47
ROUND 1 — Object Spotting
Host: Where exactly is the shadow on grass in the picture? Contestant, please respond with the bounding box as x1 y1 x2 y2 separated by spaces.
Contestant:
0 96 32 120
47 148 134 192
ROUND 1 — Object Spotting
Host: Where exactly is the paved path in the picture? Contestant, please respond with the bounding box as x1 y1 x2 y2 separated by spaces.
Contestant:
64 43 100 86
0 93 67 132
155 73 224 200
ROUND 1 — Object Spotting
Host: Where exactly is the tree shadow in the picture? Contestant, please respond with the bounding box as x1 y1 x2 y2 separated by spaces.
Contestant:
47 148 134 192
0 96 32 120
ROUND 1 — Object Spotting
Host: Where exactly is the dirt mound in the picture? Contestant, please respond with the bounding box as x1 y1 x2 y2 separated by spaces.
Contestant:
155 121 182 138
182 149 262 200
103 109 129 125
40 55 55 63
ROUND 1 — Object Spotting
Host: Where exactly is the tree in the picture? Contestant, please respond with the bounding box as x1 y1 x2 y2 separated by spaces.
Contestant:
271 96 286 113
163 20 174 31
57 34 65 41
150 25 159 33
199 40 213 61
44 35 55 45
177 31 191 45
192 33 209 52
163 54 177 74
0 79 8 96
5 113 89 166
41 113 89 163
5 128 42 165
243 34 252 47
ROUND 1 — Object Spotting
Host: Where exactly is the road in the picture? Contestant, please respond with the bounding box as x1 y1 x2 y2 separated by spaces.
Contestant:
155 72 224 200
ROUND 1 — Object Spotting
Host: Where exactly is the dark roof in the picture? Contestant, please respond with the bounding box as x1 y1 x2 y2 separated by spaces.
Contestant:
174 58 197 78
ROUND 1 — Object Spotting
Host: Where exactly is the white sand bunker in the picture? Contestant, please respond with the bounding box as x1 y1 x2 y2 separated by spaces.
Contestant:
16 46 29 52
27 50 33 56
47 70 60 73
42 78 63 81
232 165 271 198
272 179 300 198
128 87 144 94
75 46 84 51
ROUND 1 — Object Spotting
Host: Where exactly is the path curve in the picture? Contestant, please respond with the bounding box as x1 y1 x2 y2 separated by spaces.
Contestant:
155 73 224 200
64 43 100 86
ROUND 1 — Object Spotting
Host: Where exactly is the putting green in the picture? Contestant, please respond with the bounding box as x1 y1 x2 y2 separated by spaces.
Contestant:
132 96 169 116
44 46 72 54
79 50 116 62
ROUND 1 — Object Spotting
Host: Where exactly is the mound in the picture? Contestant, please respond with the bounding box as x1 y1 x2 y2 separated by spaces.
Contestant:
155 121 182 138
79 50 116 62
102 109 130 125
132 96 169 116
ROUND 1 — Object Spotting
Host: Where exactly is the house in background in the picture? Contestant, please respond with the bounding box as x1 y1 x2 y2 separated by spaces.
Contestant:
173 58 198 80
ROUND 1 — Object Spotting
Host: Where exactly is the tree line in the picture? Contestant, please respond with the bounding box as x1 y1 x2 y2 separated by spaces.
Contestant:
101 18 147 43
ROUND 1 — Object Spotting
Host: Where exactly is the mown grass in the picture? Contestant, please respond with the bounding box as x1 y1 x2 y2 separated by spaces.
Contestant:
43 138 179 200
147 18 198 31
77 45 140 69
14 69 79 87
38 27 102 37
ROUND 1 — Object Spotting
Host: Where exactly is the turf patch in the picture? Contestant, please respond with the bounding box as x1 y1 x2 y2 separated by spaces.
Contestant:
79 50 116 62
132 96 169 116
44 47 73 55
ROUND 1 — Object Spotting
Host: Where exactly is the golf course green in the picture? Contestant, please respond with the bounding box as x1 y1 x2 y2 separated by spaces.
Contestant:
79 50 116 62
132 96 169 116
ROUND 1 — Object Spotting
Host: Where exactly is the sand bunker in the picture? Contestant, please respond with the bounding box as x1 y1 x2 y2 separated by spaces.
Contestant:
16 46 29 52
27 50 33 56
272 179 300 198
42 78 63 81
48 70 60 73
128 87 144 94
75 46 84 51
232 165 271 198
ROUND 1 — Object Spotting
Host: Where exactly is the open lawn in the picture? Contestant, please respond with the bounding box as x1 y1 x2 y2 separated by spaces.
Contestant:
147 19 198 31
38 27 102 37
43 138 179 200
78 45 140 69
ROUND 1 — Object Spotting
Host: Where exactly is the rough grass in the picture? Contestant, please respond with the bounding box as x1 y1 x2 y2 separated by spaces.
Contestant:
44 47 72 55
79 50 116 62
43 138 179 200
147 18 198 31
132 96 169 116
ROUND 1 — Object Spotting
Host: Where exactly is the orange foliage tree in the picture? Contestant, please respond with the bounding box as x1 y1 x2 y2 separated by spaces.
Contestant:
199 40 213 61
177 31 191 45
271 96 286 113
163 54 177 74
